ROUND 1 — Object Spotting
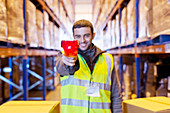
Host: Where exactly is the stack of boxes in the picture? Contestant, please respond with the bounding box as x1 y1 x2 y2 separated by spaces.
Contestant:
7 0 25 45
0 0 70 50
26 0 38 47
121 7 127 46
0 0 7 42
36 9 44 48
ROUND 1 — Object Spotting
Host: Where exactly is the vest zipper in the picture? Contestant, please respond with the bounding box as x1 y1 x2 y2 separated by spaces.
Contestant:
88 76 92 113
88 96 90 113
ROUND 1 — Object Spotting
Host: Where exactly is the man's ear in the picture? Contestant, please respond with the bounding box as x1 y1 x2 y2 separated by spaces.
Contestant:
92 33 95 39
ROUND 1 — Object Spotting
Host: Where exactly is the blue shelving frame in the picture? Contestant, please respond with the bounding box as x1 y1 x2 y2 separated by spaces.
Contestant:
116 0 141 98
0 0 58 103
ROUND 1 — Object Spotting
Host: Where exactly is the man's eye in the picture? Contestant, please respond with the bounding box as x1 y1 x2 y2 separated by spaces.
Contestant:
75 36 80 39
84 34 90 37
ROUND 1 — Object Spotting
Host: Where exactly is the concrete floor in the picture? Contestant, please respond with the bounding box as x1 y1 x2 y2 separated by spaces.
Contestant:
46 84 61 101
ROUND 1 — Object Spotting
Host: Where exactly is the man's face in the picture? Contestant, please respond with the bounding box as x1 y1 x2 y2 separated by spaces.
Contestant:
73 27 94 51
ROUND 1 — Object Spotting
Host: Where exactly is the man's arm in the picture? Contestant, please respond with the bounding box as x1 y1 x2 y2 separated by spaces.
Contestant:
111 67 123 113
56 52 79 76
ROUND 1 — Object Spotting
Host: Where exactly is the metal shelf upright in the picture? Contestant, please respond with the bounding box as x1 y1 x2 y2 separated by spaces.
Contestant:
118 7 123 94
134 0 140 98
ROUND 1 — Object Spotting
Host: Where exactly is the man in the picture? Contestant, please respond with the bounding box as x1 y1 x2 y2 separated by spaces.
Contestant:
56 19 122 113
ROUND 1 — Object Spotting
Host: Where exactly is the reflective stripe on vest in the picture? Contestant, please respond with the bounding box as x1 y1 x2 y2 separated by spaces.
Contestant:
60 53 114 113
61 98 110 109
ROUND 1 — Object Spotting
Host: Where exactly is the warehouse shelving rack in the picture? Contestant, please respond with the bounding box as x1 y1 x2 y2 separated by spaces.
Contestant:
0 0 70 103
96 0 170 98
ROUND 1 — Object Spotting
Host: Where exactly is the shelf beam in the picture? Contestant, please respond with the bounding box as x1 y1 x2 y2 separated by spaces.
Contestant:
0 48 59 57
107 44 170 54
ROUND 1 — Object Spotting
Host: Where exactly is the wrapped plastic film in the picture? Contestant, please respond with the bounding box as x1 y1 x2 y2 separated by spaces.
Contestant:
36 9 44 48
53 0 60 17
111 19 116 48
44 11 50 49
139 0 153 39
152 0 170 37
0 0 7 41
127 0 135 44
115 14 120 46
121 7 127 45
103 21 112 50
49 21 54 49
7 0 25 45
139 0 170 39
54 25 59 50
26 0 38 47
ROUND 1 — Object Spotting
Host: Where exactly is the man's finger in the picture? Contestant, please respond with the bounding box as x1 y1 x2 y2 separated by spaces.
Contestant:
62 55 76 66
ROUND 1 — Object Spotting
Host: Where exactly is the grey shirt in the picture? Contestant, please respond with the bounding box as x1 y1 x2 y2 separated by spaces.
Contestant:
56 44 122 113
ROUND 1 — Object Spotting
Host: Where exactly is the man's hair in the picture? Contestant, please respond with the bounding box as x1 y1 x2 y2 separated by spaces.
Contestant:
72 19 94 34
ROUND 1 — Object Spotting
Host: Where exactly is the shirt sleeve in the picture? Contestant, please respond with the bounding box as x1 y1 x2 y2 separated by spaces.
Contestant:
55 52 79 76
111 67 123 113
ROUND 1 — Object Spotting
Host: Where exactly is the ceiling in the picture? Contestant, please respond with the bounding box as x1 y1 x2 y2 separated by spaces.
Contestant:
74 0 93 22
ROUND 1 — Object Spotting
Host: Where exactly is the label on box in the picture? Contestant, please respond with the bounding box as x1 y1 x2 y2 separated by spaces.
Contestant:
165 44 170 53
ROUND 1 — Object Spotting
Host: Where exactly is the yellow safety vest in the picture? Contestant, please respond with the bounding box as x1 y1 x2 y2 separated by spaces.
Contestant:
60 53 114 113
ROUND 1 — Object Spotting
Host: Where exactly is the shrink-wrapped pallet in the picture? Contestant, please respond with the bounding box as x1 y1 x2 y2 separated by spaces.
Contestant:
6 0 25 45
36 9 44 48
145 63 156 97
44 12 50 49
53 0 59 17
104 0 117 17
93 0 101 22
113 55 121 89
152 0 170 37
123 64 133 100
26 0 38 47
121 7 127 45
93 30 104 50
0 0 7 41
139 0 152 39
49 21 54 49
127 0 135 44
105 0 111 15
115 14 120 46
103 21 112 50
54 25 59 49
139 0 170 39
111 19 116 47
63 0 74 21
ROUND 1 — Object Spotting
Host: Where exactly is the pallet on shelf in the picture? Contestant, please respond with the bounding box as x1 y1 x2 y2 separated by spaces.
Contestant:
0 0 7 42
7 0 26 45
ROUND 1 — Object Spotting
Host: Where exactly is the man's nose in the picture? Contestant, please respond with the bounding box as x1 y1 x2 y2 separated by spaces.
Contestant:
80 37 85 43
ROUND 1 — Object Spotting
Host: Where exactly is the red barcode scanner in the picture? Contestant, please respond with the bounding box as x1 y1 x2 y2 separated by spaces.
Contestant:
61 40 79 57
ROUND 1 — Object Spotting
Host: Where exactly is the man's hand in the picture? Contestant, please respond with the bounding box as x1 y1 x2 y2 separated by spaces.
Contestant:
62 54 78 66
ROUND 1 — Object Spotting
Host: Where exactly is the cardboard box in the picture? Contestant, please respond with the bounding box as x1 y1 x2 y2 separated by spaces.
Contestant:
0 101 60 113
123 97 170 113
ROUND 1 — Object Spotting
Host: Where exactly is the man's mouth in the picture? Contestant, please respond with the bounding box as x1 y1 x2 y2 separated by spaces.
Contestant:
80 43 87 48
